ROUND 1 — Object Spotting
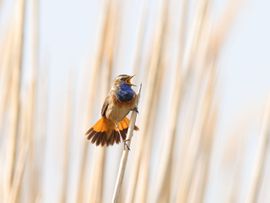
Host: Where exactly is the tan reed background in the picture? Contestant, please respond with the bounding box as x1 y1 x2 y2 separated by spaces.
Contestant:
0 0 270 202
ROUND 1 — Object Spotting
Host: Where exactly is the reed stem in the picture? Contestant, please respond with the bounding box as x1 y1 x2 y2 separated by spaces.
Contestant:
112 84 142 203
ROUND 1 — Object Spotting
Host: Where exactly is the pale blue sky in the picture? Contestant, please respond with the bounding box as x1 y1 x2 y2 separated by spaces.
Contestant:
29 0 270 202
1 0 270 202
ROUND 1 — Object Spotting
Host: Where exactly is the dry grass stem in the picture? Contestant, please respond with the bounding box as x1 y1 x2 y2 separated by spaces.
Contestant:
5 0 26 201
75 0 111 201
8 144 29 203
126 1 169 202
246 100 270 203
59 77 74 203
154 0 189 200
0 28 13 131
87 1 120 202
112 84 142 203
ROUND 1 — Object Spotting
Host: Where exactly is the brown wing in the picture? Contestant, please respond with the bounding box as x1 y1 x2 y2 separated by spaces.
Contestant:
101 96 109 117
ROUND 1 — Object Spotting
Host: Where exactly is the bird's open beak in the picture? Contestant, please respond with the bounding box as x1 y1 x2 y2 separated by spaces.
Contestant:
127 75 136 86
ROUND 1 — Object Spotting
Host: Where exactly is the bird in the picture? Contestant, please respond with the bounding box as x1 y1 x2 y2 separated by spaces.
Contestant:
85 74 139 147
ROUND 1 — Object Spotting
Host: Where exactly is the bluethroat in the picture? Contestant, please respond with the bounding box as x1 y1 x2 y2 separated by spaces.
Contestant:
85 74 139 146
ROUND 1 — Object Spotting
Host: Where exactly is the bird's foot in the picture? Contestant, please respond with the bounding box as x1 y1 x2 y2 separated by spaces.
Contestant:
123 139 130 151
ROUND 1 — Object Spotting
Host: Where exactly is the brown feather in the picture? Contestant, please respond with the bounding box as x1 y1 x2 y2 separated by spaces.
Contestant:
86 129 95 140
86 127 93 136
101 132 108 146
115 131 121 144
90 133 97 144
107 134 113 146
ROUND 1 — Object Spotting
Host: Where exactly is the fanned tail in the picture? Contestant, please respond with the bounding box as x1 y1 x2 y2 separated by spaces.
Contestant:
85 117 139 146
116 117 139 141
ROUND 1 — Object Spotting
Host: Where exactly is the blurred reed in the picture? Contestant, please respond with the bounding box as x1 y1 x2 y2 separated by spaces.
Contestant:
246 100 270 203
4 0 26 202
0 0 269 203
75 0 112 201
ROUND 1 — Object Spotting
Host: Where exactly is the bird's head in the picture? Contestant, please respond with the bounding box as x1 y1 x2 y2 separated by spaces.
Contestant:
113 74 136 87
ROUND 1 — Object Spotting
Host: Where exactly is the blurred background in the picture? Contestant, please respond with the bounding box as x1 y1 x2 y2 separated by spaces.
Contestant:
1 0 270 202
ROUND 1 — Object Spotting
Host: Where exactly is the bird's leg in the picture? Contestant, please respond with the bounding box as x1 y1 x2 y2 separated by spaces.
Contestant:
122 134 130 151
123 138 131 150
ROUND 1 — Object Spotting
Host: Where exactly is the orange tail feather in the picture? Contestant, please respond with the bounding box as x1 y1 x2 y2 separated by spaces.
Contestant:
85 117 139 146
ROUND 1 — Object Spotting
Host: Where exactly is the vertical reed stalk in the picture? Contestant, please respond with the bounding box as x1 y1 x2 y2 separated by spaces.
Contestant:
246 100 270 203
5 0 26 202
59 76 74 203
75 0 110 202
87 1 120 202
8 144 29 203
126 0 169 202
26 0 39 201
112 84 142 203
154 0 189 201
0 28 13 131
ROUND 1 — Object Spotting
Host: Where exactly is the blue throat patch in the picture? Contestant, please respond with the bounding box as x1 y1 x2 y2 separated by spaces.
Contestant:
116 83 135 102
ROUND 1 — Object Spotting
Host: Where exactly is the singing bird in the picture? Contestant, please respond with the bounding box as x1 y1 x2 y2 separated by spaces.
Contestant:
85 74 139 146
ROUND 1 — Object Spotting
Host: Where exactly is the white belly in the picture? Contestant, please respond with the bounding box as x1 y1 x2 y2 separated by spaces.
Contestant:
106 103 131 122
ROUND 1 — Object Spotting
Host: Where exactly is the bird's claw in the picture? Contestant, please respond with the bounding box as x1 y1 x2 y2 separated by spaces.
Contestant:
132 107 139 114
124 139 130 151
